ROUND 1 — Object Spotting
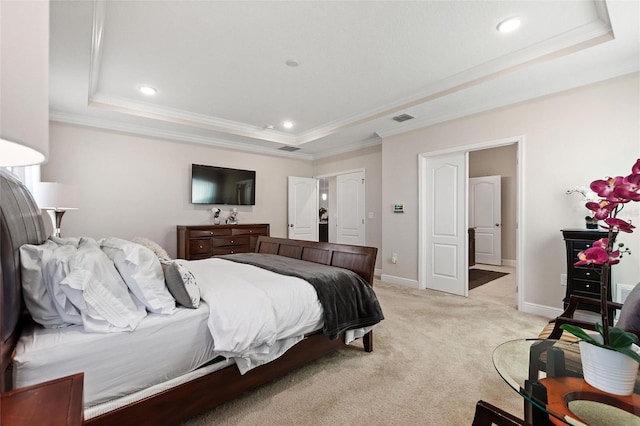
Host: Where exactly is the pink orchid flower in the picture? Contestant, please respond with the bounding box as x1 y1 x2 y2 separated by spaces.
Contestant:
590 176 625 201
614 175 640 201
603 217 635 233
586 200 617 220
575 246 610 265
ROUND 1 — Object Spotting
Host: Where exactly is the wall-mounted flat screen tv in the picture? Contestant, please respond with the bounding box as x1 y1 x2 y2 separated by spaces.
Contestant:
191 164 256 205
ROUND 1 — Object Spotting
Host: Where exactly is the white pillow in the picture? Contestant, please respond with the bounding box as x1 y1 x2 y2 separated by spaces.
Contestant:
100 237 176 314
59 238 147 332
19 240 67 328
43 242 84 326
161 260 200 308
132 237 171 261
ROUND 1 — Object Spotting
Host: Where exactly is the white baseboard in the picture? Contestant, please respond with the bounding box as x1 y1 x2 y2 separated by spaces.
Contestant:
502 259 516 267
520 301 562 320
374 268 383 277
379 274 420 289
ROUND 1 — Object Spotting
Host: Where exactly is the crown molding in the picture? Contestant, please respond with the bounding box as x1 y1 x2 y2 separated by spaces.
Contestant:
88 93 300 145
49 111 315 160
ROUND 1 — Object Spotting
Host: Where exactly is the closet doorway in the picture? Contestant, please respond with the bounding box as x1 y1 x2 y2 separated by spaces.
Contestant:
316 169 366 245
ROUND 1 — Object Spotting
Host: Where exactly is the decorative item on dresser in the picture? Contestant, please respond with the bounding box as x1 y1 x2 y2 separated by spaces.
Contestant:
561 229 616 320
177 224 270 260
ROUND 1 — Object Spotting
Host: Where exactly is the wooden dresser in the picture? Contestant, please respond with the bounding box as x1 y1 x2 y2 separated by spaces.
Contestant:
177 224 270 260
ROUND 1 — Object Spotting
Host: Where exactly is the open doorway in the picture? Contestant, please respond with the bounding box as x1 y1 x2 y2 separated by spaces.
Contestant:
315 169 366 245
468 144 518 310
418 136 523 311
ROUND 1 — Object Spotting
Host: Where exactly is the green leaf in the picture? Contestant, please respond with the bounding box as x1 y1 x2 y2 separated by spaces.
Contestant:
560 324 600 345
616 346 640 363
609 327 639 349
559 324 640 363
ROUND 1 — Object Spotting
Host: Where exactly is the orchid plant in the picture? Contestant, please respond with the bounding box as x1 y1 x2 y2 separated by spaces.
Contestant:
561 158 640 360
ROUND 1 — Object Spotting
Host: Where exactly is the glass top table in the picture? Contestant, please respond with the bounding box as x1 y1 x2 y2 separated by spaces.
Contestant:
493 339 640 426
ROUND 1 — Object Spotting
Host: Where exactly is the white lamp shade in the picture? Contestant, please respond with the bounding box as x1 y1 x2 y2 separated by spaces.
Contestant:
0 0 49 166
33 182 79 211
0 138 46 167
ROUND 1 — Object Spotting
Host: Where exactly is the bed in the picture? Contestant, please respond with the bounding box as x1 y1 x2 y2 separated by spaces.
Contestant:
0 168 381 425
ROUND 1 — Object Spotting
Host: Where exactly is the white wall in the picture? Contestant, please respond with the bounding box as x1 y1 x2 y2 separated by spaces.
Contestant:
381 73 640 316
42 123 313 258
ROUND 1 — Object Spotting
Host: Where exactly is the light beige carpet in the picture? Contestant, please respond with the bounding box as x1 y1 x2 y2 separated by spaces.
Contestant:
183 280 549 425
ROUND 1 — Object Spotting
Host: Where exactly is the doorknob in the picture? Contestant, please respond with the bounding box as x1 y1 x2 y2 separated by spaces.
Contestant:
495 223 501 227
289 224 294 228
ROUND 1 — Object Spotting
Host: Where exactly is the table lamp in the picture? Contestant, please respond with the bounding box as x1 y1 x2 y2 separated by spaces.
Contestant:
33 182 79 237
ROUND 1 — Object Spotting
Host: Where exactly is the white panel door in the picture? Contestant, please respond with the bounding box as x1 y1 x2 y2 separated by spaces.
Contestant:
287 176 318 241
469 175 502 265
425 153 467 296
336 171 365 245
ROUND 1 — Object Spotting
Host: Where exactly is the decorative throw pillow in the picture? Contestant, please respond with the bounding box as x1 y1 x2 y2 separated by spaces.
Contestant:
132 237 171 261
161 260 201 308
100 237 176 314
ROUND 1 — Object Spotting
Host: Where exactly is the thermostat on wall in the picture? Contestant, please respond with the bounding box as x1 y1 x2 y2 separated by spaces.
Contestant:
393 203 404 213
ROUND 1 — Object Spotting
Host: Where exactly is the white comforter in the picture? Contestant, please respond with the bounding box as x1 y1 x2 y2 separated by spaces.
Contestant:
184 258 324 374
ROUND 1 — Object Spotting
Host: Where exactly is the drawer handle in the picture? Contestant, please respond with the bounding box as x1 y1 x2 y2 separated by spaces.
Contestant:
199 245 203 249
230 251 234 254
586 284 590 288
210 231 213 235
231 240 234 243
586 272 591 276
250 230 253 233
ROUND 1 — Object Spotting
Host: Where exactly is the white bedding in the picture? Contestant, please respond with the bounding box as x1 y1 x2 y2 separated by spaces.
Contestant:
186 258 324 373
14 257 327 407
14 302 218 407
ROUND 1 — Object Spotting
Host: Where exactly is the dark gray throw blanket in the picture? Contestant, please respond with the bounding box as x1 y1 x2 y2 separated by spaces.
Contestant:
217 253 384 339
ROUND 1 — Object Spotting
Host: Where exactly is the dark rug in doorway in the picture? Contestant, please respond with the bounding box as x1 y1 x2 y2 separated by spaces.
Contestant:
469 269 509 290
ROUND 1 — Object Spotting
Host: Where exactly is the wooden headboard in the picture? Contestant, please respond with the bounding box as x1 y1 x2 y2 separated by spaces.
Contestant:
0 169 47 390
255 236 377 286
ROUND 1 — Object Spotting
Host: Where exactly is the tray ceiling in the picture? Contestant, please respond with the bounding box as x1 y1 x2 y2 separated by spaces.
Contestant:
49 1 639 159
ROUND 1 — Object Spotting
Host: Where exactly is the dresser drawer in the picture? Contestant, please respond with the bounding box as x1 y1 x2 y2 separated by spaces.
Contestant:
211 235 249 247
189 229 232 238
232 227 269 236
189 239 212 255
572 279 600 295
573 266 601 281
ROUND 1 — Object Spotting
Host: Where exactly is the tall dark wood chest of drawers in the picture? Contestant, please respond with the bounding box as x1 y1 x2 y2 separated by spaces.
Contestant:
177 224 270 260
561 229 614 313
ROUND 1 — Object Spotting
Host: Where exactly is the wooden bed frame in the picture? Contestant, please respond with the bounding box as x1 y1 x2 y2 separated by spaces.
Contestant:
0 169 378 425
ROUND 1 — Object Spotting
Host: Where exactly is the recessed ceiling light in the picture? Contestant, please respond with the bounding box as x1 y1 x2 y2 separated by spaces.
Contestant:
282 121 294 129
138 85 158 95
496 17 521 33
285 59 300 67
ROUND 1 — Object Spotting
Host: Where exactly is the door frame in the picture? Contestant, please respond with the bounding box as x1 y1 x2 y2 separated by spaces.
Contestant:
418 135 524 310
315 168 366 244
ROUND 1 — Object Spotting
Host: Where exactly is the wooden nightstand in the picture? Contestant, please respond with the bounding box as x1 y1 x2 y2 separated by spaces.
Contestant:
1 373 83 426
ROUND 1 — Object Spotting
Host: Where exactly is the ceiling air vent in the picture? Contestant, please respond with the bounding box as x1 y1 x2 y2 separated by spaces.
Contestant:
392 113 415 123
278 146 300 152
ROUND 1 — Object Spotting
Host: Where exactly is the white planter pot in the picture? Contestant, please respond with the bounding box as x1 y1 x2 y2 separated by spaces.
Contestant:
579 340 639 396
